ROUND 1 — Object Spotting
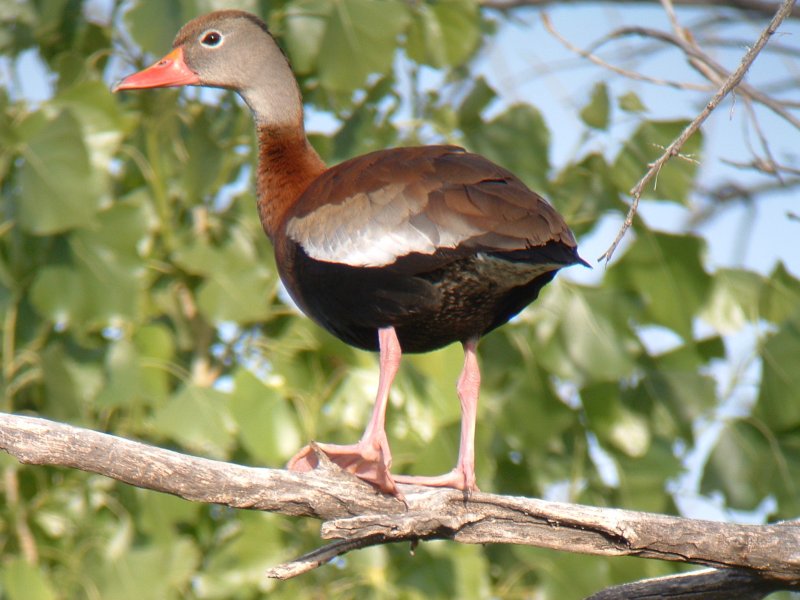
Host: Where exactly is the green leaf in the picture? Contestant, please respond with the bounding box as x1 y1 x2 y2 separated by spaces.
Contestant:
609 230 710 339
283 0 328 75
626 368 717 440
703 420 800 517
153 385 236 459
124 2 188 57
533 284 638 383
52 80 128 172
616 439 680 512
29 197 154 330
29 265 84 326
612 120 702 204
96 338 144 409
406 0 481 68
618 91 646 113
181 110 224 202
17 111 102 234
315 0 410 92
759 262 800 324
91 537 200 600
197 270 274 324
331 78 400 159
583 382 650 458
580 82 610 130
40 343 103 422
464 104 550 191
551 153 622 232
195 512 287 596
457 77 496 128
173 226 275 323
701 268 763 332
134 323 177 401
1 558 56 600
229 368 301 464
136 490 200 543
756 313 800 430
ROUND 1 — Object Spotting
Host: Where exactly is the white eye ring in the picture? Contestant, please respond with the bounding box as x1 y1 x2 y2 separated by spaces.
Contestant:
199 30 224 48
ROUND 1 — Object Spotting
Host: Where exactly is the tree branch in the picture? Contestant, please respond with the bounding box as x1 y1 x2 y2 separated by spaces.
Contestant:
586 568 786 600
2 410 800 597
481 0 800 20
596 0 797 263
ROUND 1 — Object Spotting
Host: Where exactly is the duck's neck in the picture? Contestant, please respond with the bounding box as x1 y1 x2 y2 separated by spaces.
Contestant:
255 124 326 241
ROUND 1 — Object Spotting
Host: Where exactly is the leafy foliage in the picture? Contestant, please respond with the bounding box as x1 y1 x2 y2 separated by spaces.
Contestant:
0 1 798 598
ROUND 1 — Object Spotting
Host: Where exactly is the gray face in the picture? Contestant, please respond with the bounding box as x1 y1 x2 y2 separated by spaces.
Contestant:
173 11 302 126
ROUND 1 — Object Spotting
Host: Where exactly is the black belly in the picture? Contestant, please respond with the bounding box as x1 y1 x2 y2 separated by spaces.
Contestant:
283 244 581 353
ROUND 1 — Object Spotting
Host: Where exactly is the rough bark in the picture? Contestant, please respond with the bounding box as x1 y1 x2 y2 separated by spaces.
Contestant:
1 412 799 597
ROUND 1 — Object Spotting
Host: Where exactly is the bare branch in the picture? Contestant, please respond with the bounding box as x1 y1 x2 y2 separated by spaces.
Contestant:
266 538 387 580
598 0 797 263
592 24 800 130
481 0 800 20
586 568 784 600
541 14 713 91
2 411 800 591
722 159 800 176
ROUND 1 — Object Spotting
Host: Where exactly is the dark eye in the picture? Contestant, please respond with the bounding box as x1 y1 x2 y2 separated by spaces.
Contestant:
201 31 222 47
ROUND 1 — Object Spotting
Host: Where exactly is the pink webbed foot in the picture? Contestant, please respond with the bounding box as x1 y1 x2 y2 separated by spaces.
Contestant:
393 465 479 493
288 327 405 498
287 437 400 497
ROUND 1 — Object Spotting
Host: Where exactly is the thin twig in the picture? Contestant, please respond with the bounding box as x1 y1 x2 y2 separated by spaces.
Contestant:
592 25 800 129
541 14 712 91
659 0 785 182
722 158 800 176
598 0 797 263
586 568 784 600
266 537 385 579
480 0 800 20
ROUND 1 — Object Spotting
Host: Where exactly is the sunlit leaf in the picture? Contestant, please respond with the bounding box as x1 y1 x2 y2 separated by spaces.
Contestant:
229 368 301 464
464 104 550 191
533 283 639 383
194 512 286 596
124 2 188 57
91 537 200 600
618 91 646 113
315 0 409 92
703 420 800 517
583 382 650 458
756 313 800 430
1 558 56 600
153 385 236 459
580 82 610 130
701 268 763 332
759 262 800 324
17 111 102 234
407 0 481 68
609 230 710 339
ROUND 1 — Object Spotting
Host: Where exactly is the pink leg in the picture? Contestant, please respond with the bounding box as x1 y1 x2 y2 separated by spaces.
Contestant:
288 327 402 496
395 337 481 491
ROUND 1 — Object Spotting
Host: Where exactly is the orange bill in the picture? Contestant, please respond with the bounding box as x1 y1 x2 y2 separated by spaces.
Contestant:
112 47 199 92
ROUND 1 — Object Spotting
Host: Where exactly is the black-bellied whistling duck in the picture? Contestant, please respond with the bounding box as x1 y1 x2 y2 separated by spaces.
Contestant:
114 10 588 497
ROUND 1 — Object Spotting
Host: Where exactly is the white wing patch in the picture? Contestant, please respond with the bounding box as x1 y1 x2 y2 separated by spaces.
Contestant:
286 184 481 267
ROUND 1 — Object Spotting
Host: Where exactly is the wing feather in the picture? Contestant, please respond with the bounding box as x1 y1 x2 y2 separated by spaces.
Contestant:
285 145 576 267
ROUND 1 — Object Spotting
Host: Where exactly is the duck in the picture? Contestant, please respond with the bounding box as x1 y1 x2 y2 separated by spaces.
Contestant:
113 9 588 497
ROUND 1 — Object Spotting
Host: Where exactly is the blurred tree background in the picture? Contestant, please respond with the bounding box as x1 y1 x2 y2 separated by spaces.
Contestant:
1 0 799 598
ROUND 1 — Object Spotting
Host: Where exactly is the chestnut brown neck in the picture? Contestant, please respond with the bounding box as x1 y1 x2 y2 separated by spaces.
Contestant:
256 125 326 240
